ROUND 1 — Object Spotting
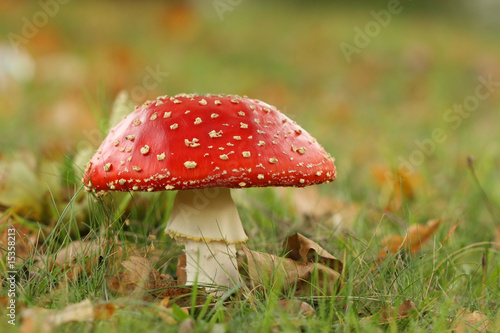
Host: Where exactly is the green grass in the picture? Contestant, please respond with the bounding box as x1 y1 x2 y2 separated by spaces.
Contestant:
1 1 500 332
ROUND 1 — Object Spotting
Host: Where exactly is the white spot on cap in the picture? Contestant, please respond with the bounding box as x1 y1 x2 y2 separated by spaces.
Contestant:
184 161 197 169
140 145 150 155
157 153 166 161
211 113 219 118
104 163 111 172
173 99 182 104
263 107 270 113
257 174 264 179
170 123 178 130
257 141 265 146
239 182 246 187
219 154 229 160
295 129 302 134
316 171 322 176
231 99 239 104
114 140 119 146
199 99 207 105
150 112 158 120
269 157 278 164
298 147 307 154
194 117 202 125
133 119 141 126
240 123 248 129
185 110 191 114
165 185 175 190
125 135 135 141
133 166 141 172
254 119 260 123
214 100 222 105
155 100 164 106
242 151 251 158
299 179 305 184
209 130 223 138
233 136 241 140
132 185 139 191
238 111 245 116
185 138 200 147
119 179 126 185
164 111 172 118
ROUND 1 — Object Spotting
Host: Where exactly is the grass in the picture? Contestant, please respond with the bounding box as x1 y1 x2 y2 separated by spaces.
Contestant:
1 1 500 332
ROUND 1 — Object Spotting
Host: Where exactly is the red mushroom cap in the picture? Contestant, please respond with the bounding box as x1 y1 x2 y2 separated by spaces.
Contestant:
83 94 336 192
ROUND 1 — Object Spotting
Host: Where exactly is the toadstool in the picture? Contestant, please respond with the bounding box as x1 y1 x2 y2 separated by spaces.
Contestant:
83 94 336 291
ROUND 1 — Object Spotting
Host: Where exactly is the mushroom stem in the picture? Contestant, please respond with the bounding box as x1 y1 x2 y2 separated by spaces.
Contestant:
165 188 247 290
182 239 240 289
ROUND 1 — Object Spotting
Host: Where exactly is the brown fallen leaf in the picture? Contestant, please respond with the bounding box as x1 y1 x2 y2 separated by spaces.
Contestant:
0 213 40 264
107 256 173 299
361 299 416 324
283 233 343 273
107 256 200 305
20 299 115 333
277 299 315 317
241 238 342 297
453 308 493 333
37 238 109 281
378 219 442 262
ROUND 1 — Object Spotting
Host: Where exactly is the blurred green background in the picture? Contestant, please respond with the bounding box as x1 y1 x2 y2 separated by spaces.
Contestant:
1 0 499 238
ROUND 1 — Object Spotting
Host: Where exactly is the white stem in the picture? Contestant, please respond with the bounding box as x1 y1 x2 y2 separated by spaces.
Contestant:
165 188 247 290
182 239 240 289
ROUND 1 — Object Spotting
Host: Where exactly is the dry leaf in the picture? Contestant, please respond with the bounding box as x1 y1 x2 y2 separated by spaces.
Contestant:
283 233 343 273
107 256 196 303
378 219 441 262
241 238 342 296
361 299 416 324
453 308 493 333
38 239 108 281
0 213 40 264
277 299 315 317
20 299 115 333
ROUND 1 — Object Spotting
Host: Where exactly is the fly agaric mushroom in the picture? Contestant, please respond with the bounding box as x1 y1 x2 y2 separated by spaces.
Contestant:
83 94 336 291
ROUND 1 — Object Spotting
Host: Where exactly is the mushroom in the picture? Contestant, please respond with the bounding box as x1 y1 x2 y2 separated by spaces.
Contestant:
83 94 336 291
